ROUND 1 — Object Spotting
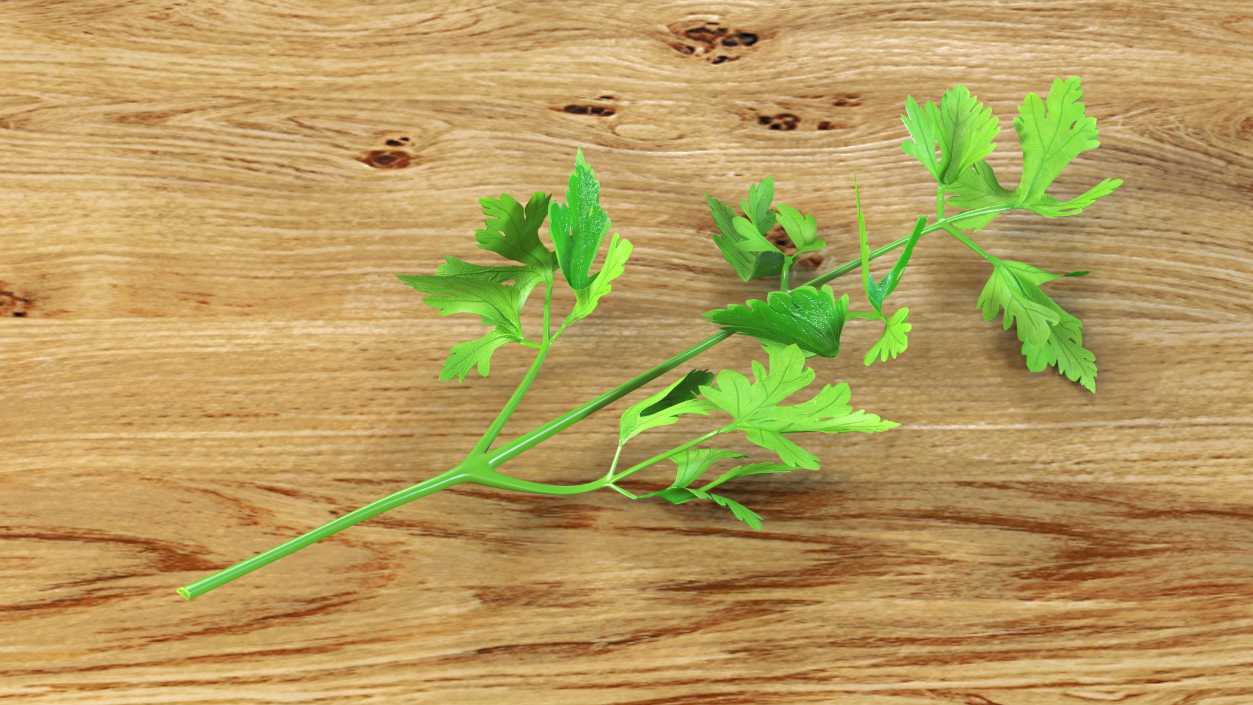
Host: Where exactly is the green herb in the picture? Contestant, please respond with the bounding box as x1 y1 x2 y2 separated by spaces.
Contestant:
178 77 1121 600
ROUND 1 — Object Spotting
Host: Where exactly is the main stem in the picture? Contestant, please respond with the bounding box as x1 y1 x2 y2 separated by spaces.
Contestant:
176 463 473 600
177 203 1011 599
177 331 733 599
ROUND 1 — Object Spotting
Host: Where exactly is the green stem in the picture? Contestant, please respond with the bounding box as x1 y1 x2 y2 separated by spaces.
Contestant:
940 222 991 260
609 429 723 485
473 278 563 455
177 324 730 601
780 255 794 292
936 187 991 260
605 444 623 481
462 459 611 495
542 278 553 342
607 484 639 500
176 463 475 600
484 329 733 467
472 338 552 455
806 203 1012 290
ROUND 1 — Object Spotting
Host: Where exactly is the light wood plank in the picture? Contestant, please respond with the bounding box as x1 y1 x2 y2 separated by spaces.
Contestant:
3 1 1252 703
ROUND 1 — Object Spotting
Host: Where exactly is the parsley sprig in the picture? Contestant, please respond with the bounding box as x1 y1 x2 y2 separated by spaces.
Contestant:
178 77 1121 599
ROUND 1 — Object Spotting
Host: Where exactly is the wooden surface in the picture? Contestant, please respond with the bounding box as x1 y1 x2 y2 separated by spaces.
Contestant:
3 0 1252 702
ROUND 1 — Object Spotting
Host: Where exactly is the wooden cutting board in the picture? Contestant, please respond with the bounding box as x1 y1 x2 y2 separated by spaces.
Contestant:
3 1 1251 702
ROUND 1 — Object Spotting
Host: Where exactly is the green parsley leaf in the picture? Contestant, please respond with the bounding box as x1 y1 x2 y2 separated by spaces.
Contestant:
691 489 764 530
733 215 781 254
639 486 699 505
743 428 819 470
757 337 819 359
741 176 778 236
977 258 1063 348
697 462 794 492
396 272 534 381
569 232 632 323
899 94 944 183
441 329 517 382
938 85 1002 185
705 191 785 281
1014 77 1114 208
1022 309 1097 392
704 286 849 358
901 84 1000 186
864 307 912 366
700 344 812 425
545 151 632 322
619 369 717 445
1015 179 1124 219
939 160 1015 232
548 149 613 291
761 380 897 435
396 275 526 335
774 203 825 255
473 192 557 279
432 256 543 314
978 257 1097 392
639 369 716 417
668 448 750 489
636 447 782 532
637 485 764 530
942 77 1123 230
723 178 788 257
636 488 761 533
699 344 898 469
854 172 925 313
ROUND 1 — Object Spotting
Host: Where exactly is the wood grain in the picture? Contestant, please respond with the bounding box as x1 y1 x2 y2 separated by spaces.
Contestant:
3 0 1252 703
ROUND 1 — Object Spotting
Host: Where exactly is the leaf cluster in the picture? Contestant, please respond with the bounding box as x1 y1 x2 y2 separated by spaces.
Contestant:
397 149 631 381
702 77 1117 391
176 79 1125 600
904 77 1123 231
616 345 897 529
896 77 1115 390
977 259 1097 391
404 78 1120 526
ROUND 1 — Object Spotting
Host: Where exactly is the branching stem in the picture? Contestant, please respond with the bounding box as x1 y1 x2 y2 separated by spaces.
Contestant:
178 200 1016 600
